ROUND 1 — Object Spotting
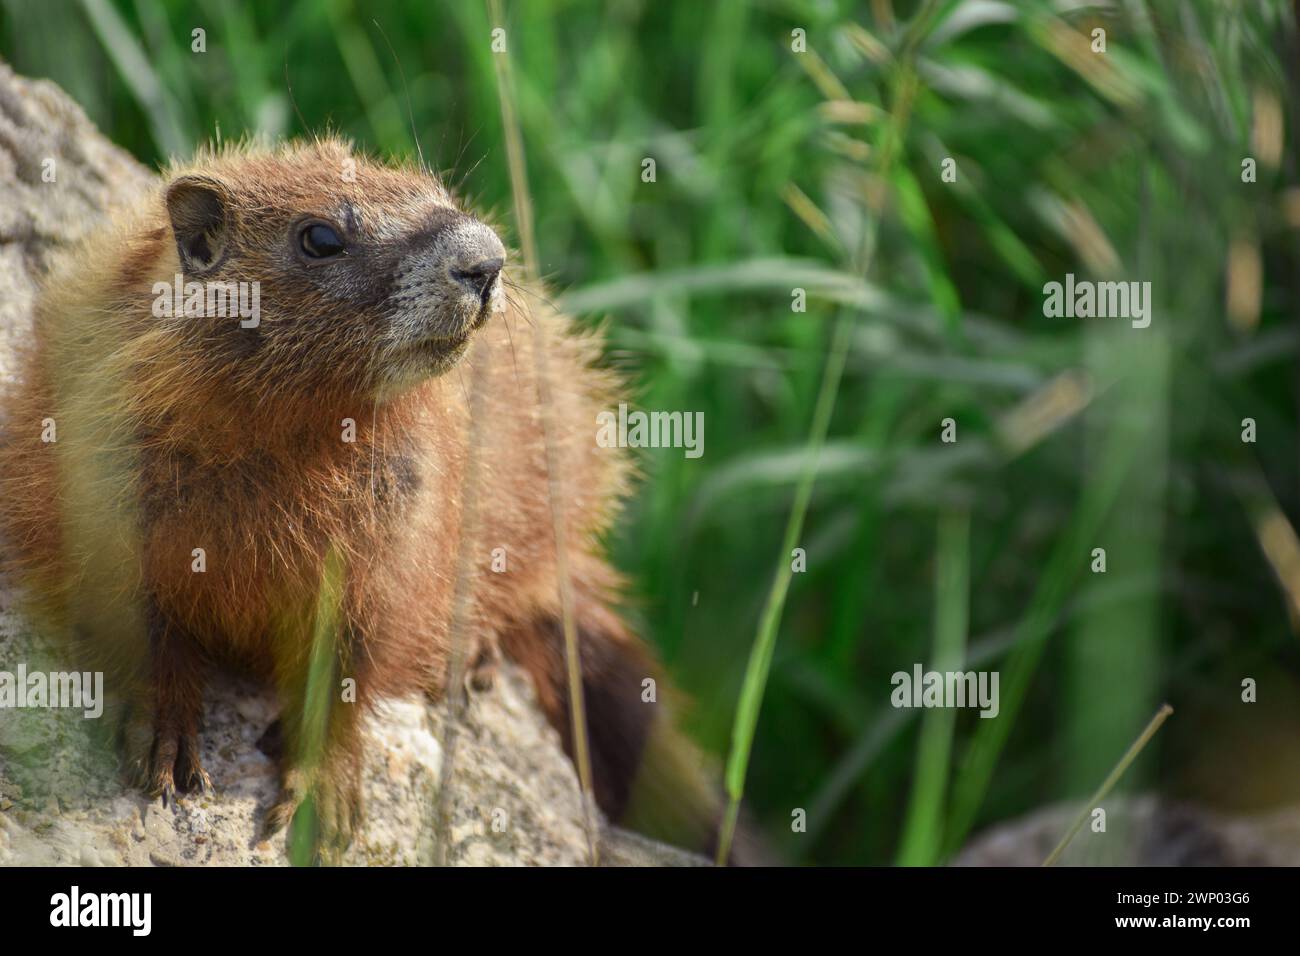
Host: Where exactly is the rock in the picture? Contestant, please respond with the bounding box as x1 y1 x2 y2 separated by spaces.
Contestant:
953 794 1300 866
0 58 702 867
0 591 605 866
0 60 153 388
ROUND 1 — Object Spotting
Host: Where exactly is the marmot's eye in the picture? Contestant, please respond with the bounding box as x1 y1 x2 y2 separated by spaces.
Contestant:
300 223 345 258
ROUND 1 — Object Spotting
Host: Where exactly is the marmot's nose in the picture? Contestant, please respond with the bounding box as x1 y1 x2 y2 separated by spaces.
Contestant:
444 220 506 308
451 256 504 301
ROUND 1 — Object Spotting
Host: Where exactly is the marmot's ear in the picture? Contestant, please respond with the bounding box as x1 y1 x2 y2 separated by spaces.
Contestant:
165 176 230 275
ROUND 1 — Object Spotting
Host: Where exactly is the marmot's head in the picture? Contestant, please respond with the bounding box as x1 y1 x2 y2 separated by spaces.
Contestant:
157 138 506 397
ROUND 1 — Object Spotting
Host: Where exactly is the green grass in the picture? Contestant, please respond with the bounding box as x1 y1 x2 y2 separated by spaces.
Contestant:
4 0 1299 865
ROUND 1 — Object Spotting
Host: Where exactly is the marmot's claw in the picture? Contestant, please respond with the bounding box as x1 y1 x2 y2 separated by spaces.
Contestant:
263 767 306 838
262 799 294 839
184 764 213 795
127 715 212 807
267 764 362 861
176 735 213 796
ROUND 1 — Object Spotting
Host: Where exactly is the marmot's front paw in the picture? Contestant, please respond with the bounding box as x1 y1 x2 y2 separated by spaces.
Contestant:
264 761 363 863
123 711 212 807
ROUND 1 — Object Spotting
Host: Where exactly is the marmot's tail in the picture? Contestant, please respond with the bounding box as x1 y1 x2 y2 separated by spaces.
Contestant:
499 590 761 865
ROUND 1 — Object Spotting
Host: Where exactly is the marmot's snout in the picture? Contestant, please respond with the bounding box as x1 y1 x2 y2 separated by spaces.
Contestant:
383 216 506 369
425 218 506 337
377 216 507 386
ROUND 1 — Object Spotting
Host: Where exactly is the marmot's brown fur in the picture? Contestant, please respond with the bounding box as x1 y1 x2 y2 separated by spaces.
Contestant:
0 137 727 859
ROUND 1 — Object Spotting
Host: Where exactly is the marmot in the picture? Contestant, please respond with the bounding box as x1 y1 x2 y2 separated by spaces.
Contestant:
0 138 730 860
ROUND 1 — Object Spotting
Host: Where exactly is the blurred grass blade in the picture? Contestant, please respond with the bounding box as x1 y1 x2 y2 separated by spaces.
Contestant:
78 0 190 156
487 0 598 866
1042 703 1174 866
896 507 969 865
560 258 889 316
715 313 855 865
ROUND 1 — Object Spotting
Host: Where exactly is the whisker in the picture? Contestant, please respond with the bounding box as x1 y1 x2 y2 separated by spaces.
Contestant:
452 150 490 194
503 288 536 330
455 362 471 406
282 58 310 134
502 277 557 317
371 19 427 173
501 303 521 384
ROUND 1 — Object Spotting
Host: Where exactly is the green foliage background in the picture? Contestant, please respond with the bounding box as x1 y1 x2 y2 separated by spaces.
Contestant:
3 0 1299 865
